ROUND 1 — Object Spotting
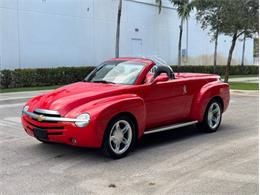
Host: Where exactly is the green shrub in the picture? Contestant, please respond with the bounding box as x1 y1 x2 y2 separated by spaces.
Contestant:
0 69 13 88
0 66 94 89
0 65 258 89
171 65 258 75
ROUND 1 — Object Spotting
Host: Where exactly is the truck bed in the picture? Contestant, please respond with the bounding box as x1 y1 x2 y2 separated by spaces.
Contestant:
175 73 220 79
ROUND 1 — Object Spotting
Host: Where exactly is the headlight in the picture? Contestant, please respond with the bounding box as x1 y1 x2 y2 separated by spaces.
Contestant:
75 113 90 128
22 105 29 115
23 105 29 113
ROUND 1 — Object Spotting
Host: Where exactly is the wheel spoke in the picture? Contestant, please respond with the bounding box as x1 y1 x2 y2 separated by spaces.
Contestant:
208 119 213 127
110 136 117 143
121 126 128 134
211 110 216 114
122 138 128 145
212 116 218 123
115 122 120 131
115 143 120 152
215 113 221 120
212 108 219 114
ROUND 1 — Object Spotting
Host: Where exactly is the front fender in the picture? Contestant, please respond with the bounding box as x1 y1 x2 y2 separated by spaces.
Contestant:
67 94 146 147
190 81 230 122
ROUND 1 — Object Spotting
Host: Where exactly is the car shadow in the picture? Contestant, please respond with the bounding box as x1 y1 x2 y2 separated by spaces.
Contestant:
27 124 228 162
137 125 203 150
27 141 107 162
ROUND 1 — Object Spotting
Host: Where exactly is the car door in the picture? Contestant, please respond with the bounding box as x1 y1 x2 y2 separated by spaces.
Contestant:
143 79 193 129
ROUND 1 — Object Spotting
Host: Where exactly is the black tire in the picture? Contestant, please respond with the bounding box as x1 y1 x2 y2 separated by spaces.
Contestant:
102 115 136 159
197 99 223 133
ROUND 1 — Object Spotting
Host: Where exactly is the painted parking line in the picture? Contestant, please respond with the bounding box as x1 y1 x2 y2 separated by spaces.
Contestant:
0 96 31 100
202 170 258 184
231 91 259 97
0 120 21 127
230 100 235 104
4 117 22 124
0 127 22 137
0 103 25 109
0 137 27 144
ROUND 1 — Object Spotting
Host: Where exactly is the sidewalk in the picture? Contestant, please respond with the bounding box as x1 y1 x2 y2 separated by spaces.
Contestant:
0 90 51 104
231 90 259 96
228 77 259 83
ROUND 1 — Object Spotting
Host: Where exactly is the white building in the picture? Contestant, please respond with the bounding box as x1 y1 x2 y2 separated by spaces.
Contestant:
0 0 257 69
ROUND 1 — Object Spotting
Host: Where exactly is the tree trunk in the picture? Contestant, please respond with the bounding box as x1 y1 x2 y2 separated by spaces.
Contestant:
241 33 246 67
178 19 184 67
213 29 219 74
115 0 122 58
186 19 189 64
224 33 237 83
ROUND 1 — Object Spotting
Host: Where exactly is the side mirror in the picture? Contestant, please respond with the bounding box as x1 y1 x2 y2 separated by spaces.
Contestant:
152 74 169 84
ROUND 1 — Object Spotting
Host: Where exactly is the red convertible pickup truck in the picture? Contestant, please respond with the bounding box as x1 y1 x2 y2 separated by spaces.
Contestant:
22 57 230 159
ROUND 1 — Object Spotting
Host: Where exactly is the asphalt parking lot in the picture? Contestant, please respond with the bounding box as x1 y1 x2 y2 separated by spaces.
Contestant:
0 91 258 195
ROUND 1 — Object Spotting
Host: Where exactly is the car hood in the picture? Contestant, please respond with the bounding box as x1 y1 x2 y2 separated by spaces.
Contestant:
29 82 130 115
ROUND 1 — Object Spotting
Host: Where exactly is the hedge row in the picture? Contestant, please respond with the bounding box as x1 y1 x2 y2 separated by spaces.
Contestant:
172 65 259 75
0 65 258 89
0 67 95 89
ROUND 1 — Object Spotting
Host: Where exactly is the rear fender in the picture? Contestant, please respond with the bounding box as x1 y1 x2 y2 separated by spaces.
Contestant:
190 81 230 121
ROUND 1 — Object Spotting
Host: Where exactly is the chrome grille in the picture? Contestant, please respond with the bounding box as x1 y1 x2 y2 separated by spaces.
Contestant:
32 109 61 123
33 109 61 117
25 109 64 136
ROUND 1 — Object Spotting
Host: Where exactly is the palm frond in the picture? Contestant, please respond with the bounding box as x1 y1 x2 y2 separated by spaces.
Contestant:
173 0 194 20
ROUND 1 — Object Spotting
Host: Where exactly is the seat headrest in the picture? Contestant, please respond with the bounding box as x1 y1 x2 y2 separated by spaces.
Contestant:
153 65 175 79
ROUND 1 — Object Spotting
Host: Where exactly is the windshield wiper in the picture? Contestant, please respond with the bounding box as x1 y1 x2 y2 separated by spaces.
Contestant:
92 80 116 84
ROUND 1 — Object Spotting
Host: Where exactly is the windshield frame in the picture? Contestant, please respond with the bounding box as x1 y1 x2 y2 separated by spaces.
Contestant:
84 60 146 85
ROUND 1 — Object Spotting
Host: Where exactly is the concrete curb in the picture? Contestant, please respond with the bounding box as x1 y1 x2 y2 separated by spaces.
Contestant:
0 90 51 105
0 98 31 105
228 77 259 83
230 90 259 96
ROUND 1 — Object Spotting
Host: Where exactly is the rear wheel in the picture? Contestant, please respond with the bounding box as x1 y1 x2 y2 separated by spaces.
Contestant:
197 99 222 133
102 115 136 159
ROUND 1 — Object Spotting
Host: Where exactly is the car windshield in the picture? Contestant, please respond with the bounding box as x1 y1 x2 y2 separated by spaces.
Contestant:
85 61 145 85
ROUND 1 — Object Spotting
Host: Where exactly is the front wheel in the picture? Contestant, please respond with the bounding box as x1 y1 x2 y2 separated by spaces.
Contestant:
197 99 222 133
102 115 136 159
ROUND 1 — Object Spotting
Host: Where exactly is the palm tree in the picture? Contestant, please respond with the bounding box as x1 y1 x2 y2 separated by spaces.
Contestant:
156 0 194 66
241 32 246 66
155 0 162 13
172 0 194 66
115 0 123 58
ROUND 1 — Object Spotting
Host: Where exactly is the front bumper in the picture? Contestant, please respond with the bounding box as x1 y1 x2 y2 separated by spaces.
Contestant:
21 109 101 148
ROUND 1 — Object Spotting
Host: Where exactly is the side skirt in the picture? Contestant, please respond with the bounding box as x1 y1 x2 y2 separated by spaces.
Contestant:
144 121 198 135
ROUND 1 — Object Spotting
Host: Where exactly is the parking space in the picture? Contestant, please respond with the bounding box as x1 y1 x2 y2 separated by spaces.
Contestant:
0 93 258 194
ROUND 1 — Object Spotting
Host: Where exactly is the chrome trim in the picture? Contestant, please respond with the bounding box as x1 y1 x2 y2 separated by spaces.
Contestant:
34 108 60 115
144 121 198 135
22 110 89 122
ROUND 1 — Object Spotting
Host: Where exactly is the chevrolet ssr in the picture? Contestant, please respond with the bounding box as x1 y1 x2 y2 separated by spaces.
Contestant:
21 57 230 159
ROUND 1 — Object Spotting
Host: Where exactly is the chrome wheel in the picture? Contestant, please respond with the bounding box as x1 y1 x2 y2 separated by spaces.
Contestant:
109 120 133 155
207 102 221 129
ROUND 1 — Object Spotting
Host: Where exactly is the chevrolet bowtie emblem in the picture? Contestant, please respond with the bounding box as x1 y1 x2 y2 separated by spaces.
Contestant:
37 115 45 122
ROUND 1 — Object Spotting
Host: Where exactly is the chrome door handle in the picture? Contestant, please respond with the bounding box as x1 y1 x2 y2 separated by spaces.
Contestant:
183 85 187 94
